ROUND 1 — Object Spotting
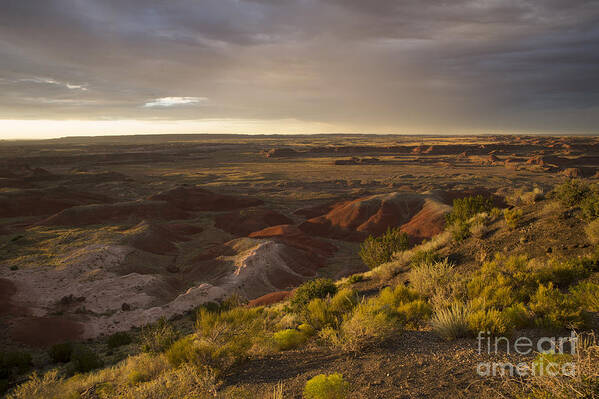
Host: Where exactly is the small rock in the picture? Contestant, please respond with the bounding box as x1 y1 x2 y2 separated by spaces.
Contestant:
121 302 131 311
166 265 180 273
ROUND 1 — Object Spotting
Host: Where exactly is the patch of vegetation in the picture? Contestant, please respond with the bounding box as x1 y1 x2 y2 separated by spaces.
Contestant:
503 208 523 229
273 329 308 351
0 351 32 377
48 343 73 363
303 373 349 399
290 278 338 310
107 332 132 348
529 283 586 330
446 195 493 225
347 273 364 284
552 179 591 207
431 303 471 341
408 259 459 307
359 227 410 269
584 219 599 244
139 318 178 354
69 346 103 373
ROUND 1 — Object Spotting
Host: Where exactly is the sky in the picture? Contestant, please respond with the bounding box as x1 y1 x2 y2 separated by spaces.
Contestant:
1 0 599 139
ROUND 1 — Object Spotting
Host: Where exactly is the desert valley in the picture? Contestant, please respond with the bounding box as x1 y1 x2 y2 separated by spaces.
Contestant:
1 134 598 398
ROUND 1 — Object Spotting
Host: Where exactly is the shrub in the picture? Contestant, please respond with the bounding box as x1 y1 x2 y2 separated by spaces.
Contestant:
408 259 457 300
304 373 349 399
570 281 599 312
409 249 442 266
501 303 532 330
165 336 195 367
297 323 315 337
273 329 308 351
335 299 402 351
194 307 264 372
70 345 103 373
503 208 523 229
584 219 599 244
348 274 364 284
107 332 132 349
48 343 73 363
467 308 507 336
328 288 358 316
359 227 410 269
139 318 178 354
0 351 32 376
552 179 590 207
431 303 471 341
529 283 585 330
448 219 471 241
290 278 337 310
396 299 433 329
375 285 420 308
535 259 589 288
469 220 487 238
446 195 493 226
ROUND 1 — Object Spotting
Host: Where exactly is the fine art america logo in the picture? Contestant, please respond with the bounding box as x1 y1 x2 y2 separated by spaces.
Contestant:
476 331 577 377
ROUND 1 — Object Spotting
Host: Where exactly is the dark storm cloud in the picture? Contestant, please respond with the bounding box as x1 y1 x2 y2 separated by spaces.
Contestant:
1 0 598 132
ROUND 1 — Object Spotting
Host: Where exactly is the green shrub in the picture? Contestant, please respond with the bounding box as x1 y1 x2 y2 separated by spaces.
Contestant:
375 285 420 308
48 343 73 363
273 329 308 351
193 307 264 372
298 323 315 337
535 259 589 288
348 274 364 284
304 298 335 330
584 219 599 244
396 299 433 328
529 283 585 330
570 281 599 312
70 346 103 373
107 332 132 349
359 227 410 269
328 288 358 316
431 303 471 341
290 278 337 310
501 303 532 330
0 351 32 376
165 336 195 367
335 299 402 351
503 208 523 229
127 370 151 385
139 318 178 354
467 308 507 336
581 191 599 220
552 179 590 207
409 249 442 266
448 219 471 241
304 373 349 399
446 195 493 225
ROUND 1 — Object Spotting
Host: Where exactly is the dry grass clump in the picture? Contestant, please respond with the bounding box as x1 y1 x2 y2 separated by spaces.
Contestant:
430 303 471 341
408 258 460 308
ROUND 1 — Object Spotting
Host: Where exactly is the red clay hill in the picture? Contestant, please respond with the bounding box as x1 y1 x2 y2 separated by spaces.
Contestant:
298 192 453 242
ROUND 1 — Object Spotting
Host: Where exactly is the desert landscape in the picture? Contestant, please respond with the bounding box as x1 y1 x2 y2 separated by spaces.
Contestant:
1 134 598 398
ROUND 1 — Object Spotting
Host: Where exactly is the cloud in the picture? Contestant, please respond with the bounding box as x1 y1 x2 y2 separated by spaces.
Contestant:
143 97 208 107
18 77 88 91
0 1 598 133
